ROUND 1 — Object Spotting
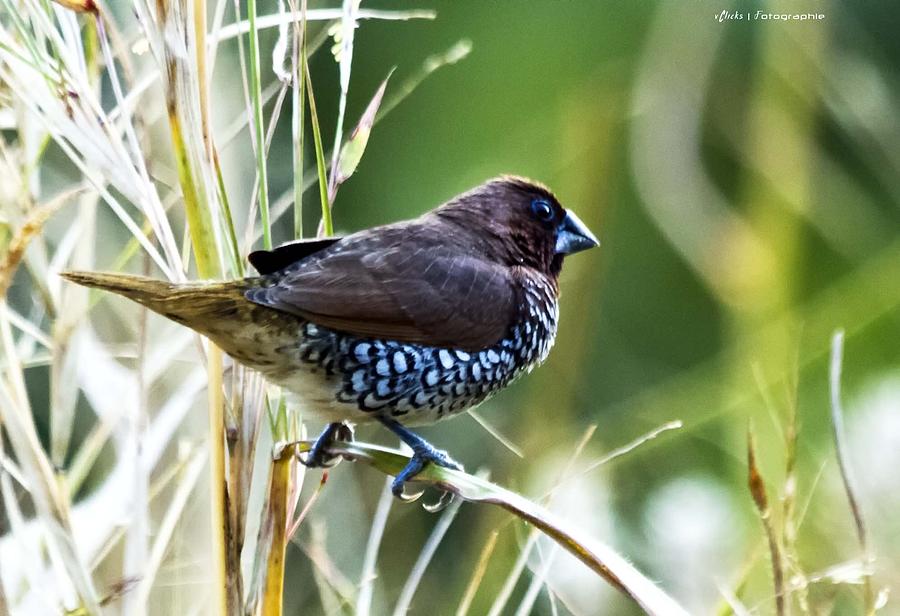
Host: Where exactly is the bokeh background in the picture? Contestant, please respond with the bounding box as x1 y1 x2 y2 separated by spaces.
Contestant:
3 0 900 614
280 2 900 613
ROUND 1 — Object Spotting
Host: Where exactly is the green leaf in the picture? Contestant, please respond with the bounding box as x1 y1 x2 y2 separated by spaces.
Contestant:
304 57 332 238
332 70 394 190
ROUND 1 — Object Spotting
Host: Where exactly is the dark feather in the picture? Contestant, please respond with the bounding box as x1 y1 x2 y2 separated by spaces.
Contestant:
246 221 519 351
249 237 343 274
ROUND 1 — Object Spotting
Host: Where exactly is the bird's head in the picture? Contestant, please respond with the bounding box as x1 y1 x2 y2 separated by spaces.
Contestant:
433 176 599 277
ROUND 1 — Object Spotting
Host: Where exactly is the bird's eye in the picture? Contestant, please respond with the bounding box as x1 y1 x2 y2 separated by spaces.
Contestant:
530 198 554 223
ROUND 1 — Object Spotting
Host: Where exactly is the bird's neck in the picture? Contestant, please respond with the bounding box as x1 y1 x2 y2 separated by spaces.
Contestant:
512 270 560 367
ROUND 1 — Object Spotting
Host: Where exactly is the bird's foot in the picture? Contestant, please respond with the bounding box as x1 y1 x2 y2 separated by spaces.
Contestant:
300 421 354 468
377 417 462 511
392 443 463 500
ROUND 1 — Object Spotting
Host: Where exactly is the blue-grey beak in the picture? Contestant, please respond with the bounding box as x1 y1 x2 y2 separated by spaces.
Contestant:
555 211 599 255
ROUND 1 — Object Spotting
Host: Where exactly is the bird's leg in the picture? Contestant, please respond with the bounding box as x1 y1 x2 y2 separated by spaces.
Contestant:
300 421 354 468
377 417 463 502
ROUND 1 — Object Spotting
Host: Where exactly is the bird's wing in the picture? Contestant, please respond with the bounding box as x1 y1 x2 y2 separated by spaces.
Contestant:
245 229 518 351
248 236 344 274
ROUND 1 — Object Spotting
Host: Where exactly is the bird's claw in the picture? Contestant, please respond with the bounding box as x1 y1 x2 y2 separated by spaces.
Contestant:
422 490 455 513
299 421 354 468
395 485 425 503
375 416 462 511
390 445 463 511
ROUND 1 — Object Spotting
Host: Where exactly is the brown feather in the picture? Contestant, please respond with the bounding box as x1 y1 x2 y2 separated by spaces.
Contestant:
246 222 519 351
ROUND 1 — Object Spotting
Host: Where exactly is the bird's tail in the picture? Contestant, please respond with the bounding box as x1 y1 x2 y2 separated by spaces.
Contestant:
60 271 251 334
62 271 303 376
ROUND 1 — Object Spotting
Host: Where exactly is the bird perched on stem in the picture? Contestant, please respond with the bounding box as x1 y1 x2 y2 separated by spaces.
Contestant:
62 176 598 501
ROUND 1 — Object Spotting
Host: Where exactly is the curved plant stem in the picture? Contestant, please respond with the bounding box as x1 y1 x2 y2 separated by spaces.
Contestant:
829 331 874 614
284 440 690 616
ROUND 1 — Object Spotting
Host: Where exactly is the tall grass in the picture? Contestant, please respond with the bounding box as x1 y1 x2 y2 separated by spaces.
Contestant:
0 2 447 614
2 2 897 615
0 1 685 614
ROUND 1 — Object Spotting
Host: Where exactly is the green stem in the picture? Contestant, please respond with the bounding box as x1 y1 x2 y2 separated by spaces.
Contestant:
291 0 308 240
165 95 218 278
304 60 331 237
247 0 272 249
212 146 244 276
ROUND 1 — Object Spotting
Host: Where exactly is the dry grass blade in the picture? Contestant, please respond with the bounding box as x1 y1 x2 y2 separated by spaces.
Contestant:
455 529 499 616
356 476 394 616
468 409 525 458
297 522 358 611
132 447 208 608
289 440 689 616
717 581 754 616
261 454 292 616
51 0 97 13
829 330 874 613
289 0 308 239
487 424 596 616
579 420 682 475
0 187 82 297
211 8 435 43
515 542 559 616
0 466 56 613
375 40 472 123
206 345 229 615
286 468 324 540
0 304 101 613
747 425 785 616
153 2 231 610
392 492 464 616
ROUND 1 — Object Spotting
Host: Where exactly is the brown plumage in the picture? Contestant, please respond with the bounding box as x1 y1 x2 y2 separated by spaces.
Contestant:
245 177 573 350
62 176 599 499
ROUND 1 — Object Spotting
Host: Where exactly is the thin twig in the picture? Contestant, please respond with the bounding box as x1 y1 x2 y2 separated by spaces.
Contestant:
455 530 499 616
581 420 683 475
747 425 785 616
356 477 394 616
287 470 328 541
829 330 874 614
392 495 464 615
538 419 682 503
514 542 560 616
487 425 596 616
469 409 524 458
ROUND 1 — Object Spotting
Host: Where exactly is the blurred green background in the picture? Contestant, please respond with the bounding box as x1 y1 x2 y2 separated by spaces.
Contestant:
224 0 900 614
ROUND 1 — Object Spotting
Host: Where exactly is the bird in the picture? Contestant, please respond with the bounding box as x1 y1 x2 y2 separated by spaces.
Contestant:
61 176 599 501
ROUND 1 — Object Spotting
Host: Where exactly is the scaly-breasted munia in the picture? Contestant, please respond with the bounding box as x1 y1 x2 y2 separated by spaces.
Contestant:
62 177 599 499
